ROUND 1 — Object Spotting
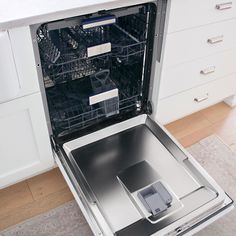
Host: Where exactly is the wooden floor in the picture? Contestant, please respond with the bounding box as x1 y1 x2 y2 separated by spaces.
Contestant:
1 102 236 231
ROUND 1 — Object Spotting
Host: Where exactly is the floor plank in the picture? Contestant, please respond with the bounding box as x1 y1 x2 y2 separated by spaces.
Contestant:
200 102 234 124
178 126 214 148
165 112 211 139
0 182 34 218
27 168 68 201
0 187 73 231
166 102 236 147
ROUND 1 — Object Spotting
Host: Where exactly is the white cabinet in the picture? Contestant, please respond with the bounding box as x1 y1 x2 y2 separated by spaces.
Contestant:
158 73 236 124
163 19 236 67
0 92 54 188
0 26 41 104
159 48 236 99
157 0 236 124
168 0 236 33
0 31 20 103
7 26 40 100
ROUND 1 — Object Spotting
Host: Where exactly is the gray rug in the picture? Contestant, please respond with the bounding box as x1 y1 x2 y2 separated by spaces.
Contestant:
187 135 236 236
0 201 93 236
1 135 235 236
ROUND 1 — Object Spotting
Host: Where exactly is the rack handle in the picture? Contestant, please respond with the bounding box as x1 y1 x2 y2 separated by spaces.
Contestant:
89 88 118 105
82 15 116 29
216 2 233 10
200 66 216 75
194 94 209 103
207 35 224 44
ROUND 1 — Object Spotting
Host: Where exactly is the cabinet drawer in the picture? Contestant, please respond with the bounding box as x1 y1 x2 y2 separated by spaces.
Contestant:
164 19 236 67
157 73 236 124
159 48 236 99
168 0 236 33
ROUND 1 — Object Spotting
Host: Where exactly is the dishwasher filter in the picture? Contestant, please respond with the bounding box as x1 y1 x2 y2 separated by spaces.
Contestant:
137 182 172 216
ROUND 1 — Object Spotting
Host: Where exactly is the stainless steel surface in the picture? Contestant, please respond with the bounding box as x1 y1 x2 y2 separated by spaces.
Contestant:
118 161 161 193
207 35 224 44
215 2 233 10
58 130 234 236
55 151 107 236
63 117 224 234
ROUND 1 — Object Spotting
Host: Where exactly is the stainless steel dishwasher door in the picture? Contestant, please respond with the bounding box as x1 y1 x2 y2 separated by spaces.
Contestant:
56 114 233 236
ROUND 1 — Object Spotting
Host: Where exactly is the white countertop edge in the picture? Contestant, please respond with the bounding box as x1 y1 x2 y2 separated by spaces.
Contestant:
0 0 153 31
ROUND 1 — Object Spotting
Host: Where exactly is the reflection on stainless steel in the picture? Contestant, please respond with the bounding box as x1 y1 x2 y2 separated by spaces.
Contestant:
61 115 227 235
118 161 161 193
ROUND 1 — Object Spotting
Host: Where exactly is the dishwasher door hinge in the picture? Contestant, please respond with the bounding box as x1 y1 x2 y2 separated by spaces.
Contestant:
144 100 153 115
50 135 59 153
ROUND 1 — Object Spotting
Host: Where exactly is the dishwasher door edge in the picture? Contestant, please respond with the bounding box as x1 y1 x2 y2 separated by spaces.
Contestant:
179 197 233 236
55 151 114 236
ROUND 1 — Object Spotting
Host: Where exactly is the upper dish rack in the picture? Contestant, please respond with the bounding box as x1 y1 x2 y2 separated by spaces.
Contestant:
37 14 147 86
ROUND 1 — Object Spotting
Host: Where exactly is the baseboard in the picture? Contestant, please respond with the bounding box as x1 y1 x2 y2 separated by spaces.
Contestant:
224 94 236 107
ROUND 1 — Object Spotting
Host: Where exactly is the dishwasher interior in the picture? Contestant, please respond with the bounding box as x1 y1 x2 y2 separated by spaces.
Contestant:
32 1 233 235
36 3 154 139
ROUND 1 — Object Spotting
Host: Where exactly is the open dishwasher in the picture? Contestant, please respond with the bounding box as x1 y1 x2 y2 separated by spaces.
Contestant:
31 1 233 235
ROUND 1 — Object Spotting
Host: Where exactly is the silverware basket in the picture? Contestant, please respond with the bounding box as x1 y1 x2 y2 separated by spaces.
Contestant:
90 69 119 117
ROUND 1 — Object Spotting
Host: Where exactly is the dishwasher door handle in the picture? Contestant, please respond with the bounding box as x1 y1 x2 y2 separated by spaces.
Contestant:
82 15 116 29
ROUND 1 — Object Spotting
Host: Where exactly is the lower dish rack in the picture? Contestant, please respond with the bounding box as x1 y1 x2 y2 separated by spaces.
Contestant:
47 75 141 137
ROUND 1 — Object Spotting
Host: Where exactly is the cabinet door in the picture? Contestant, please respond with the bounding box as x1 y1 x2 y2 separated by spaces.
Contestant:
0 31 20 103
0 93 54 188
8 26 40 99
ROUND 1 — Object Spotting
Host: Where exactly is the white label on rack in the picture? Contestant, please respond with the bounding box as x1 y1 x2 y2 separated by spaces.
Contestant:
89 88 118 105
87 43 111 57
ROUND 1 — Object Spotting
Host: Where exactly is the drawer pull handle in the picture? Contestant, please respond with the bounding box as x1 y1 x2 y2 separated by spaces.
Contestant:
200 66 216 75
216 2 232 10
207 35 224 44
194 94 209 103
